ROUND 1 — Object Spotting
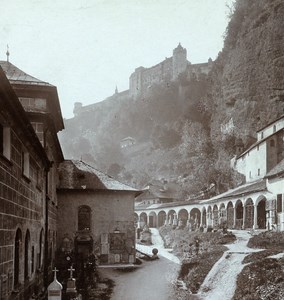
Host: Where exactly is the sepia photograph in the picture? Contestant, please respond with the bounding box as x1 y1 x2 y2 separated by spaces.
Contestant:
0 0 284 299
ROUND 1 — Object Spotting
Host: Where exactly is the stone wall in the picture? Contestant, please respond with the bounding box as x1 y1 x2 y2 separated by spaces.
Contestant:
57 190 136 265
0 127 46 298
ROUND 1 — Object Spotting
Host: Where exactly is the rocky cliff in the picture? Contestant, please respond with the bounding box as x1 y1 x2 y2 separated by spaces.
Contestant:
60 0 284 198
210 0 284 145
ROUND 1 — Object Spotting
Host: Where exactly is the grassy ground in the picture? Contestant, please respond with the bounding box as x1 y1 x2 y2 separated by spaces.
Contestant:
233 231 284 300
159 225 236 294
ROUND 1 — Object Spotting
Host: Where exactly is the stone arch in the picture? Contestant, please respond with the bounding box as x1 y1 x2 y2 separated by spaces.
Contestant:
202 207 207 227
149 211 157 227
227 201 234 229
78 205 91 231
212 205 219 228
158 211 166 227
24 229 30 280
235 200 243 229
257 196 267 229
207 206 213 227
167 210 176 226
244 198 254 229
189 208 201 230
178 209 188 228
139 212 148 228
219 203 226 227
14 228 22 287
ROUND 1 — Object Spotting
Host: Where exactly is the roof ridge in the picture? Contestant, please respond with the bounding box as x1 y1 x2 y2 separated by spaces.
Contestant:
0 60 52 86
72 159 140 191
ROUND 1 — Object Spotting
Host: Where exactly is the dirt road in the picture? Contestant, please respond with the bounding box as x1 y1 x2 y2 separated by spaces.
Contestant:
99 257 180 300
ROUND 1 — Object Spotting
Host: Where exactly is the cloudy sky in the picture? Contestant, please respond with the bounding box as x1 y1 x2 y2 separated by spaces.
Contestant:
0 0 233 118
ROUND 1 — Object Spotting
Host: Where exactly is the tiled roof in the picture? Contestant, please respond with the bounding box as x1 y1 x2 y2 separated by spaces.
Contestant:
202 179 267 204
0 61 52 86
58 160 141 193
266 159 284 178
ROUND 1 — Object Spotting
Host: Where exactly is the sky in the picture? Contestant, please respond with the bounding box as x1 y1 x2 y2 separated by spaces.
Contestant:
0 0 233 119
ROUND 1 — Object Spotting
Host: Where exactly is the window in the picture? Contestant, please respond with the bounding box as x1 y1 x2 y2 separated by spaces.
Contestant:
22 150 30 178
258 168 260 176
261 132 264 139
277 194 282 213
31 246 35 274
78 206 91 231
0 125 11 159
257 145 259 151
270 139 275 147
249 171 252 178
24 230 30 280
14 229 22 287
273 125 276 133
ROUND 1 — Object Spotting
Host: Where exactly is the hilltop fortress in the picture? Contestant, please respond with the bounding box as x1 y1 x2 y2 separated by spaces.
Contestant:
129 43 213 98
73 43 213 116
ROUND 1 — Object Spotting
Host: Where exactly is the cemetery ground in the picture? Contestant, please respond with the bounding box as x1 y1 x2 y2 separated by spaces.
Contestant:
79 228 284 299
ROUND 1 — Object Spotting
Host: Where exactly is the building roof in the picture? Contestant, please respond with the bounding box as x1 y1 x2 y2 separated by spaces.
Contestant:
0 66 50 168
135 180 268 211
58 160 142 194
265 159 284 178
0 60 64 132
256 114 284 133
237 127 284 159
0 61 53 86
202 179 267 204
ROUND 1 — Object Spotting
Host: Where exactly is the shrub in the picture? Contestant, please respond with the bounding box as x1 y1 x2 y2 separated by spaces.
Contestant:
247 232 284 249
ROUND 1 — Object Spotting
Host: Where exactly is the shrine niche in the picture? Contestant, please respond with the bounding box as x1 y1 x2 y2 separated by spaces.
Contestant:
61 235 73 253
109 233 126 253
75 234 93 259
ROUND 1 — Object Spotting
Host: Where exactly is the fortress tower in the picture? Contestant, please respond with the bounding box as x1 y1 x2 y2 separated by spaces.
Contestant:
172 43 188 79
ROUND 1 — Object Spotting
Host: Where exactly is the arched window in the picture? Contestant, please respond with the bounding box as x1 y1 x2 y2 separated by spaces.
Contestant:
31 246 35 274
273 125 276 132
14 228 22 286
24 230 30 280
78 206 91 231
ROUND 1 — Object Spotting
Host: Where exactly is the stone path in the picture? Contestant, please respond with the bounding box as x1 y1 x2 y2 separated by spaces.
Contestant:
136 228 181 265
198 230 263 300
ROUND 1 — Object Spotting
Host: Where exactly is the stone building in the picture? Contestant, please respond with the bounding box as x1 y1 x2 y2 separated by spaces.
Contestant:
72 44 213 116
129 43 213 98
0 60 64 299
57 160 142 266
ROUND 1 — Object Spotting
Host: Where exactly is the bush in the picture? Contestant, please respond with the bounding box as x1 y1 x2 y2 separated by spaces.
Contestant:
233 258 284 300
159 226 236 293
247 232 284 249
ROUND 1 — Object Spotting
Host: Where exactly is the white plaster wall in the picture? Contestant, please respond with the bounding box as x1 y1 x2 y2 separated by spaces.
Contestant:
267 178 284 231
257 118 284 140
235 142 267 182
